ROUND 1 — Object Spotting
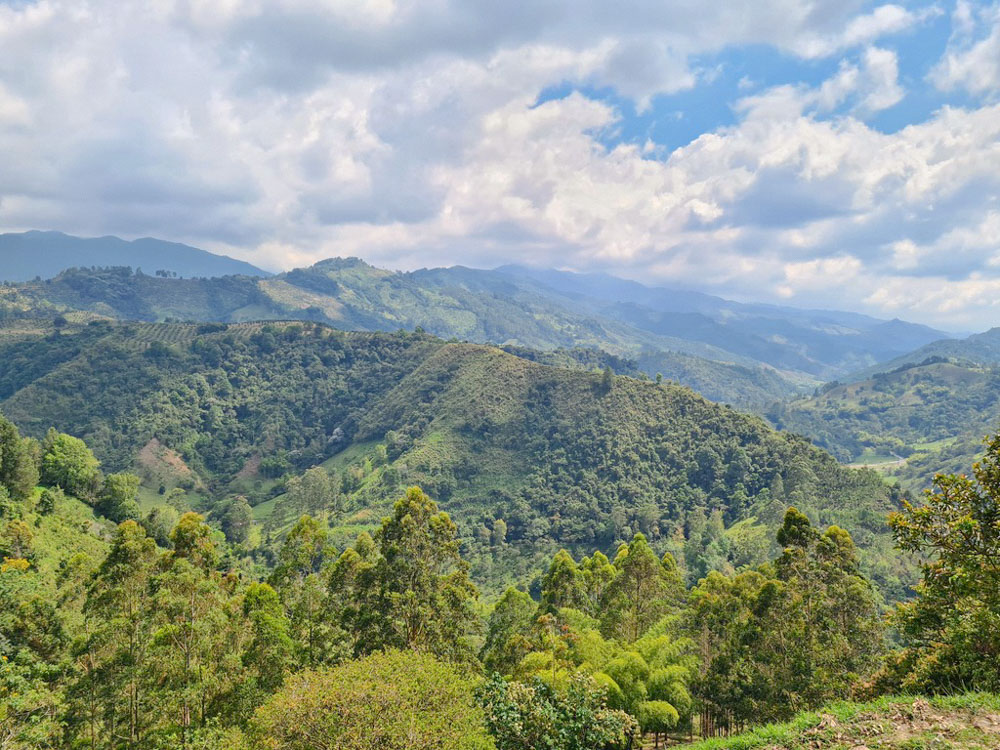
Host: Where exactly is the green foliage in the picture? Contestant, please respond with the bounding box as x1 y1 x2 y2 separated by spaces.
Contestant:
881 433 1000 693
269 516 344 668
331 486 479 661
97 472 141 522
0 322 904 599
477 672 638 750
481 587 536 675
673 694 1000 750
0 414 38 501
219 496 253 544
41 431 100 498
686 509 884 726
601 534 684 643
250 649 494 750
771 360 1000 491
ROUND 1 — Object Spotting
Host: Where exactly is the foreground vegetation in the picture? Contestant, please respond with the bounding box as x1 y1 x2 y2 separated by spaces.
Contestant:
3 403 1000 748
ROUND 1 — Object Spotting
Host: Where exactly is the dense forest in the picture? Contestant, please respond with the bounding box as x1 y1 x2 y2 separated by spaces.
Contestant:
0 319 914 598
2 408 998 748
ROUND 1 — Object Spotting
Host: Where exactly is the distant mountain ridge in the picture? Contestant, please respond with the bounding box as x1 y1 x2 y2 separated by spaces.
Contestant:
495 264 950 378
0 230 269 280
849 327 1000 380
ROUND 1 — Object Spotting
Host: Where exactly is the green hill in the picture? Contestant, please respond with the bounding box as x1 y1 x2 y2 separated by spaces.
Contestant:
849 328 1000 381
0 318 910 595
769 359 1000 491
1 256 950 411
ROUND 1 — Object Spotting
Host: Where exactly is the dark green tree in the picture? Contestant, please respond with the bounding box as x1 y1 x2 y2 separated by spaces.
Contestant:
97 473 141 523
334 486 479 661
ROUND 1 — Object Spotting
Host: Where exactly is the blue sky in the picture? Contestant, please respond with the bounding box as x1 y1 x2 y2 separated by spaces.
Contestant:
1 0 999 328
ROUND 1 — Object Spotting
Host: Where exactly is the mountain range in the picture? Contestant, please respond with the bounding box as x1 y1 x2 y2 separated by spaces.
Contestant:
0 232 951 410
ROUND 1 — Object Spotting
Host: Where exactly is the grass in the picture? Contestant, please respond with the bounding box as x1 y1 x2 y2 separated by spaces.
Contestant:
675 694 1000 750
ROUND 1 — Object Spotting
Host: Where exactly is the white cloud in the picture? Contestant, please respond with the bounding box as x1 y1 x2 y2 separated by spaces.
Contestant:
0 0 998 329
930 2 1000 97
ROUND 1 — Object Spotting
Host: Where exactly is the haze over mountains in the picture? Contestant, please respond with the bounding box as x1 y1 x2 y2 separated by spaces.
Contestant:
0 230 269 281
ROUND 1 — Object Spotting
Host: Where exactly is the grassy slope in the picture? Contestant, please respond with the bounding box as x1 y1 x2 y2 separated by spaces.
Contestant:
28 491 110 578
676 694 1000 750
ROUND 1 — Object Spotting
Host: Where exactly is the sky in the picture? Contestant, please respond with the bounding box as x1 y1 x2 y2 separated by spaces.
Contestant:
1 1 999 329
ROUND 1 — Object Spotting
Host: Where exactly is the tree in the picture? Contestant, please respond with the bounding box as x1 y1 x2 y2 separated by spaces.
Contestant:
76 521 160 748
250 650 494 750
143 505 179 547
283 467 335 516
36 487 63 516
884 433 1000 692
0 416 39 501
1 520 34 560
270 517 341 668
334 487 479 661
540 549 584 613
241 583 294 696
600 366 614 394
481 587 536 676
686 509 883 727
40 432 100 498
220 496 253 545
602 534 683 643
152 554 228 748
97 473 141 523
170 512 220 572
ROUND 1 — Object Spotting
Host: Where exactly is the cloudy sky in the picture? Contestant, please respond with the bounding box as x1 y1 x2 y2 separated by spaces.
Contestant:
1 0 999 328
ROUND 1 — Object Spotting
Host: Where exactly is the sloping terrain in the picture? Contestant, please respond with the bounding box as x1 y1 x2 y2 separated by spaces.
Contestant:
849 327 1000 381
770 359 1000 491
0 252 950 409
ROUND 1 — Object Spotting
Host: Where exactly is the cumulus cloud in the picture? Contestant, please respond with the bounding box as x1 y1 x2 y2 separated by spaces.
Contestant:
0 0 998 328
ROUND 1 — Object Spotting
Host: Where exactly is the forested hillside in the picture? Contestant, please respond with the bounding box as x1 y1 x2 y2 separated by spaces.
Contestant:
0 318 911 596
2 406 998 749
771 357 1000 491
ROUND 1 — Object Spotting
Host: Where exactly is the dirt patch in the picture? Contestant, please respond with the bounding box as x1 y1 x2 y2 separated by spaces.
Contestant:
137 438 197 485
236 454 262 480
793 699 1000 749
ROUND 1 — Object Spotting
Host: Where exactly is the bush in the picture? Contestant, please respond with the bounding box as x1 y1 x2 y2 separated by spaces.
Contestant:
250 650 494 750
